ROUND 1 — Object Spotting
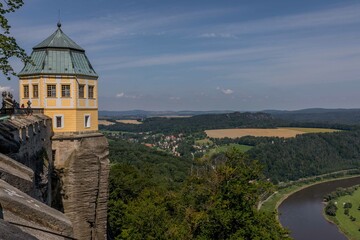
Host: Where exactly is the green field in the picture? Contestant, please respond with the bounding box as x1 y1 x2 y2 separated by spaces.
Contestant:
207 143 253 157
195 138 213 146
328 188 360 239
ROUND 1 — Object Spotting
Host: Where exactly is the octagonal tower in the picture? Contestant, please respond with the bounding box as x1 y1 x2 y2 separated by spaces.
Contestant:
18 23 98 133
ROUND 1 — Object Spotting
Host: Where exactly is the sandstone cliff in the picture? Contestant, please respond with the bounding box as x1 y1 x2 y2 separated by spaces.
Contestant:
52 132 109 240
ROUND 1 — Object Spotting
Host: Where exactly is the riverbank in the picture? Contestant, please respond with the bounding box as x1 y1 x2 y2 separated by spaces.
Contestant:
323 186 360 240
260 170 360 215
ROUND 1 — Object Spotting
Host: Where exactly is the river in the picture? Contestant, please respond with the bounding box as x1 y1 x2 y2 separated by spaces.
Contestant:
278 176 360 240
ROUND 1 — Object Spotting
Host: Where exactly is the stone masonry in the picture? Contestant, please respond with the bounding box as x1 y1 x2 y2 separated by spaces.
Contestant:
52 132 109 240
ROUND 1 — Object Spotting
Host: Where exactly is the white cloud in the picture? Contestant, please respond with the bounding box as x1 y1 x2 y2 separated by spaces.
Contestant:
222 89 234 95
216 87 234 95
199 33 237 39
116 92 125 98
115 92 140 99
0 85 13 92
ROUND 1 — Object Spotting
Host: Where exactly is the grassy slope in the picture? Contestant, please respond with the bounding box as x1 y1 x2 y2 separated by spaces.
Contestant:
331 188 360 239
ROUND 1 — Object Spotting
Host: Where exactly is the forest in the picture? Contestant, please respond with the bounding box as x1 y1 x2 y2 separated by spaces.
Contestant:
247 130 360 183
100 111 358 134
107 139 289 239
101 112 279 133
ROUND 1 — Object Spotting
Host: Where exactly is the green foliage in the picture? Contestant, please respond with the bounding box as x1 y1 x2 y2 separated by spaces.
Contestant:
325 202 338 216
180 149 289 239
344 202 353 209
344 209 349 216
108 139 289 239
101 112 278 134
324 186 359 202
247 130 360 182
0 0 30 80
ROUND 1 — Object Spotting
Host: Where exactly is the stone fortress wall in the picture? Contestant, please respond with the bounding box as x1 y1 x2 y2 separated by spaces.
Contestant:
0 114 109 240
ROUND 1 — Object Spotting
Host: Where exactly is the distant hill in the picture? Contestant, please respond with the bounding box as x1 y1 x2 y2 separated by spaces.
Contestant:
264 108 360 125
100 112 277 133
100 108 360 122
99 110 233 118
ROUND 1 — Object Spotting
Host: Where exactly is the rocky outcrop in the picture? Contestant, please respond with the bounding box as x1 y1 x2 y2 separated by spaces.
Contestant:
0 153 33 197
0 179 73 239
52 132 109 240
0 219 38 240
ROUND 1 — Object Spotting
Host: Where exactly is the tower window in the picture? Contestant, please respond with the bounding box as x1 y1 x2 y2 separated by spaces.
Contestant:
88 85 94 99
79 84 85 98
52 150 56 161
47 85 56 97
61 85 71 97
23 85 29 98
54 115 64 128
84 114 91 128
33 84 38 98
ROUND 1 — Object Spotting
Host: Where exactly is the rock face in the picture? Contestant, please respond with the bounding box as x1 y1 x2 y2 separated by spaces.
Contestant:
0 153 34 197
52 132 109 240
0 179 73 239
0 219 38 240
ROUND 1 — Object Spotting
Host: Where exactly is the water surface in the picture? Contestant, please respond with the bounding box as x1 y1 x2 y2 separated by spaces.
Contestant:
278 177 360 240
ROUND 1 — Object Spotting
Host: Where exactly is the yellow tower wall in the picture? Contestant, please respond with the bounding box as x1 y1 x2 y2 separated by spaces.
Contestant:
19 75 99 133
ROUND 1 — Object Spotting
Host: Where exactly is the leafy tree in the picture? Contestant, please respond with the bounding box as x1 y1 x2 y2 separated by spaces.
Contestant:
0 0 30 79
344 202 353 209
325 202 338 216
180 149 289 239
108 139 289 239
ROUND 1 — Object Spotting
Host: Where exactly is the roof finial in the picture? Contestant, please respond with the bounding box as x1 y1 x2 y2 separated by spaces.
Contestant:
57 9 61 28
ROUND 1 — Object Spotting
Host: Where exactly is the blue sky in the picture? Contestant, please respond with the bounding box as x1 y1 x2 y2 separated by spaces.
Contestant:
1 0 360 111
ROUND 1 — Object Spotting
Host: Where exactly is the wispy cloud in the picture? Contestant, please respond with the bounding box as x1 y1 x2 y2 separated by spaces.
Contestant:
209 3 360 36
217 87 234 95
0 85 13 92
96 46 279 70
199 33 238 39
116 92 140 99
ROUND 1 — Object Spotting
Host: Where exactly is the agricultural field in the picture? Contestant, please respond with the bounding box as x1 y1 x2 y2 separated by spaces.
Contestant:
116 119 143 124
98 120 115 126
205 127 339 139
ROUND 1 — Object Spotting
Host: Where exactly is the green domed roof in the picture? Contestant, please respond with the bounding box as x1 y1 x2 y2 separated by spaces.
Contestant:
18 24 97 78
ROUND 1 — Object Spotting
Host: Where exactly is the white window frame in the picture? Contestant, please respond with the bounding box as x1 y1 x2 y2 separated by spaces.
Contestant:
61 84 71 98
54 115 64 129
84 114 91 128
